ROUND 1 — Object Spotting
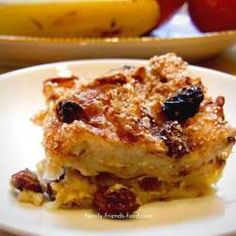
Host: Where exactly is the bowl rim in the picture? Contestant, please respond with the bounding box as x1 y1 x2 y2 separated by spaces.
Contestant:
0 30 236 44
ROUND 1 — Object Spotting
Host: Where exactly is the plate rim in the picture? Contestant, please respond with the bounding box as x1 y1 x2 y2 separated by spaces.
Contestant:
0 58 236 82
0 30 236 44
0 58 236 236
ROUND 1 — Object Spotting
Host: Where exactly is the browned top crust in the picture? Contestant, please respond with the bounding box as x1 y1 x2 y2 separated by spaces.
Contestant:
39 53 235 167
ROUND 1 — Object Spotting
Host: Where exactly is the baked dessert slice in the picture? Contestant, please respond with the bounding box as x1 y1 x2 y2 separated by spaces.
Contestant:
11 54 236 217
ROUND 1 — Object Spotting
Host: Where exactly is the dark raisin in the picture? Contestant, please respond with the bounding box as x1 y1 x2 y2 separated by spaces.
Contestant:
160 121 190 158
56 101 84 124
216 96 225 107
227 136 236 144
45 183 55 201
54 172 65 182
44 173 65 201
11 169 43 193
93 186 139 217
138 177 161 191
179 169 191 177
215 159 226 168
162 86 204 122
215 96 225 120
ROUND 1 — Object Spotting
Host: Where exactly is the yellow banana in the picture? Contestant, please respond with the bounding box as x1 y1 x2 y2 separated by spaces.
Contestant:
0 0 160 37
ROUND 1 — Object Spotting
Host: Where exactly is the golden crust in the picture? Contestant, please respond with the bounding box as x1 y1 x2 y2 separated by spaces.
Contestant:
38 53 235 179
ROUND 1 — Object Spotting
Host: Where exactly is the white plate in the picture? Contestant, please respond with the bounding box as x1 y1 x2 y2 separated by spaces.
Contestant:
0 7 236 67
0 59 236 236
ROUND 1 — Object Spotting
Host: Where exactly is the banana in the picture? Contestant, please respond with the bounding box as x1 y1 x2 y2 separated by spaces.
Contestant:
0 0 160 37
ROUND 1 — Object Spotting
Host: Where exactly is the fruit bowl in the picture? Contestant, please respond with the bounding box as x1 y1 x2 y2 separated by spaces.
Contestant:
0 2 235 67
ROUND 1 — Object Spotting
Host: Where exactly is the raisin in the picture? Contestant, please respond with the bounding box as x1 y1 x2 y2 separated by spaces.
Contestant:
55 172 65 182
44 173 65 201
215 159 226 168
227 136 236 144
179 169 191 177
215 96 225 120
45 183 55 201
162 86 204 122
138 177 161 191
93 186 139 217
11 169 43 193
56 101 84 124
160 121 190 158
216 96 225 107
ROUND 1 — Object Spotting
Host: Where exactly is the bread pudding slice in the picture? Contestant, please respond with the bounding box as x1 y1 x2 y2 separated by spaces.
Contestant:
11 54 236 216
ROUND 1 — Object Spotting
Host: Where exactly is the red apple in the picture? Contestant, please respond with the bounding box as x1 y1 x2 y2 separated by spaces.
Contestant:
188 0 236 32
157 0 187 26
